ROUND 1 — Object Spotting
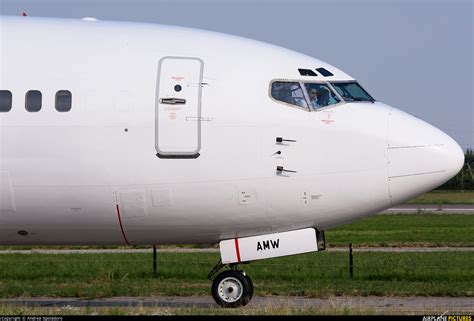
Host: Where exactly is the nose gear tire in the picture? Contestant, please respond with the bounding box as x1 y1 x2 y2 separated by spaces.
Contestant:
211 270 253 308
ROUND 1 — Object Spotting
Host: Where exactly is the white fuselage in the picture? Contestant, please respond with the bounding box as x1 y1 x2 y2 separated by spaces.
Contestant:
0 16 464 245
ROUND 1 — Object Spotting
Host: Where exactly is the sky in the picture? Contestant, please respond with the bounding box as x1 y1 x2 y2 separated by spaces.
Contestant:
1 0 472 150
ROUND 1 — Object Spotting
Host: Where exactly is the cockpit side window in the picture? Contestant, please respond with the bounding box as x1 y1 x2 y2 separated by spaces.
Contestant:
271 81 309 109
304 83 341 110
330 82 375 102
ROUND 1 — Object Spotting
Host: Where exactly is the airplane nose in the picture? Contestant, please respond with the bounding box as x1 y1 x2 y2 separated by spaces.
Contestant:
387 108 464 205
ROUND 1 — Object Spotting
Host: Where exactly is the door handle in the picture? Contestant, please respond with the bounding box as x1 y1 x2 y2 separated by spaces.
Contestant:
276 137 296 143
276 166 297 173
160 98 186 105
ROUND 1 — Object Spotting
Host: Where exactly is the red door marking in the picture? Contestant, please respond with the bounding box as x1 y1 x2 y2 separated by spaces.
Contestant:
234 238 241 263
116 204 130 245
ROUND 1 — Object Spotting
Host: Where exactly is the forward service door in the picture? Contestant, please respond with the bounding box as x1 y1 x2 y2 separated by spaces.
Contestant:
155 57 204 158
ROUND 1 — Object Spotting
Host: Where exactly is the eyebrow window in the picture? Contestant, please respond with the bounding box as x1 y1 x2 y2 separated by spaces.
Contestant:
25 90 42 112
55 90 72 112
316 68 334 77
0 90 13 112
298 69 317 76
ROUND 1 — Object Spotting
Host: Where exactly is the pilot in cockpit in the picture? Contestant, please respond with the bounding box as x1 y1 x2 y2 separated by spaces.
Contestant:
308 86 332 110
308 88 319 110
316 88 330 107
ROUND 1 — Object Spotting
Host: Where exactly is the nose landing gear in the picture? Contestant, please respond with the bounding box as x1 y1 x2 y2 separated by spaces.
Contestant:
208 260 254 308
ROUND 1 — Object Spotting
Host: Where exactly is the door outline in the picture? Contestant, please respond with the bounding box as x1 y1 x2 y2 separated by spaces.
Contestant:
155 56 203 159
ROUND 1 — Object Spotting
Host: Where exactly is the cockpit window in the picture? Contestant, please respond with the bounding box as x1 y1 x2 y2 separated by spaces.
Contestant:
304 83 341 110
271 81 342 111
330 82 375 102
271 81 308 109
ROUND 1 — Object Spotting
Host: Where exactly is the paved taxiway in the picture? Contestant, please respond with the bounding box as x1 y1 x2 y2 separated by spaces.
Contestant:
1 296 472 314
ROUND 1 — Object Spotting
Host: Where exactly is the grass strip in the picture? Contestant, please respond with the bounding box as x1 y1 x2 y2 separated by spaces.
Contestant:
0 251 472 298
327 214 474 247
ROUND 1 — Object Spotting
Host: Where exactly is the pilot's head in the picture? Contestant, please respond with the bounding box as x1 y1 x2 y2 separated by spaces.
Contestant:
308 88 318 101
317 88 330 105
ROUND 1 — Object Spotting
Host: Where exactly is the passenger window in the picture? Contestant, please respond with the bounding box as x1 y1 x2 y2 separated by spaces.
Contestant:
304 83 340 110
271 82 308 109
0 90 13 112
25 90 42 112
55 90 72 112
